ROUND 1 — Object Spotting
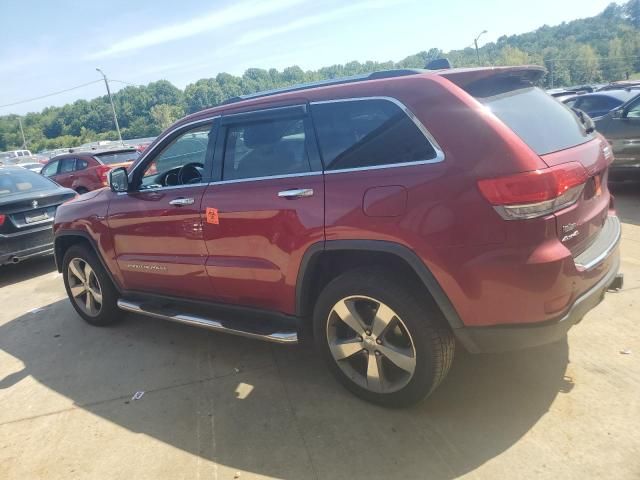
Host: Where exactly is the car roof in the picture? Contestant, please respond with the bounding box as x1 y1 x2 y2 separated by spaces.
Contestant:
50 148 137 161
177 65 546 124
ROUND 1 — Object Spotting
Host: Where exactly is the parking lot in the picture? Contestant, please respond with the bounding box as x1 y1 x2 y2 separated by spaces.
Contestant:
0 184 637 480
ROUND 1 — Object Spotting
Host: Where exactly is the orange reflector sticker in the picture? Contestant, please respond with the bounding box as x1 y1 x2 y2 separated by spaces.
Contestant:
206 207 219 225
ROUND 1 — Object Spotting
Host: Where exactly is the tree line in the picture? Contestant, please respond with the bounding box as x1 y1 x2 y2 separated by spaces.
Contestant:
2 0 640 152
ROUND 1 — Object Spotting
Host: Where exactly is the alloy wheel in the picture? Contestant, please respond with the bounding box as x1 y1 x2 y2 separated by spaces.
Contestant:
67 258 103 317
326 295 417 394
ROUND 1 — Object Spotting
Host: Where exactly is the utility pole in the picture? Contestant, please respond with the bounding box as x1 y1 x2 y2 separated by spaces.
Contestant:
96 68 123 144
474 30 488 65
17 117 27 149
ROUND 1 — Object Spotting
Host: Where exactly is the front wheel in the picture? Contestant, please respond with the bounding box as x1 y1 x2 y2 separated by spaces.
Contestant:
313 268 455 407
62 244 120 326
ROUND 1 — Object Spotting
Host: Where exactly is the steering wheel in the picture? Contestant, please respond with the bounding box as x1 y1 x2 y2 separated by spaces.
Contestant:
177 162 204 185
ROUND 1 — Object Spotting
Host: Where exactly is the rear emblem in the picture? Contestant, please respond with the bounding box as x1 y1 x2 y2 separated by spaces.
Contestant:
32 200 38 209
562 230 580 242
562 222 577 234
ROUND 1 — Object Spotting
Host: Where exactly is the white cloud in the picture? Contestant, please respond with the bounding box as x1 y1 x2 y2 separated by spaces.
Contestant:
233 0 404 47
87 0 307 59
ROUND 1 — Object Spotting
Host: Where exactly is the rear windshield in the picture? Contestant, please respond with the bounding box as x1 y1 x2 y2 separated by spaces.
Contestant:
96 151 140 165
472 81 593 155
0 169 56 197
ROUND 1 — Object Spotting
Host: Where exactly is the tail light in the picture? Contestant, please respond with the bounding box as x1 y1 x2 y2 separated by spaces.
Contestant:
477 162 588 220
96 165 112 185
0 214 5 226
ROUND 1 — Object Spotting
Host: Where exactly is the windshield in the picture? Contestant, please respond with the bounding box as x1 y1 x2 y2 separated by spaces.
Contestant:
472 82 594 155
0 169 56 197
96 151 140 165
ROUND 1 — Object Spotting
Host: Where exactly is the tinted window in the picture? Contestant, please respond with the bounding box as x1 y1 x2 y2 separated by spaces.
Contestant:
41 160 59 177
475 85 593 155
222 117 310 180
311 99 437 171
141 123 212 188
0 169 56 197
77 159 88 170
59 158 76 173
574 95 621 116
96 151 140 165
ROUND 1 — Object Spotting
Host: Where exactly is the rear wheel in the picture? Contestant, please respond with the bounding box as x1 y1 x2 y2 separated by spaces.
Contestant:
313 268 455 407
62 244 120 326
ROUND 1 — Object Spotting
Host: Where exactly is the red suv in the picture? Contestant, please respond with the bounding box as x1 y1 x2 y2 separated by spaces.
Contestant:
42 148 139 194
53 66 622 406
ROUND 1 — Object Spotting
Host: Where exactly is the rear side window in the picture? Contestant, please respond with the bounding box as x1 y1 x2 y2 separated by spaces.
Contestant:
59 158 76 173
311 99 437 171
77 159 88 170
472 81 593 155
574 95 620 114
222 118 311 180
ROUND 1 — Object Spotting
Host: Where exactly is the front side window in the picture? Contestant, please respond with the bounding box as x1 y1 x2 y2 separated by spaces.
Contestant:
310 99 437 171
222 117 310 180
140 123 212 189
41 160 59 177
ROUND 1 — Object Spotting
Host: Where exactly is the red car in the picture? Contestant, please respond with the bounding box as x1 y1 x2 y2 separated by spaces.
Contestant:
42 148 139 194
53 66 622 406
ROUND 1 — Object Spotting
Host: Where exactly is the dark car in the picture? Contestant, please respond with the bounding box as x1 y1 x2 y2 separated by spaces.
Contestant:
564 90 639 118
1 167 76 265
41 148 140 194
53 66 621 407
593 92 640 180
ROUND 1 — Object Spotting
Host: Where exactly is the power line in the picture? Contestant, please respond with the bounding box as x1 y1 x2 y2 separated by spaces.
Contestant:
0 80 103 109
111 79 143 87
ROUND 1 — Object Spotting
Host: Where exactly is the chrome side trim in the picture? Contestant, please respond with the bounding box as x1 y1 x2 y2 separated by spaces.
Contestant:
323 158 443 175
117 299 299 344
309 96 446 170
574 215 622 271
208 171 322 186
128 115 221 179
116 182 206 196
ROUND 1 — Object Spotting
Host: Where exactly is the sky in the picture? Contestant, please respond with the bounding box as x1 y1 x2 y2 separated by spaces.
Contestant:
0 0 619 115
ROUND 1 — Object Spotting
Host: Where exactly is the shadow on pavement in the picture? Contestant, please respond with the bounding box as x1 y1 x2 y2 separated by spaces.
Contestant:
0 255 57 288
0 299 569 479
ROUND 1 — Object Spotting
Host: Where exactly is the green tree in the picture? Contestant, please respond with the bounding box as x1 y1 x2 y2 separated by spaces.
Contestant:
150 104 184 130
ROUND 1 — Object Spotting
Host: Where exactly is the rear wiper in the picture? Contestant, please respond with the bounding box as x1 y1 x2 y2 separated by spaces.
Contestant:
572 107 596 134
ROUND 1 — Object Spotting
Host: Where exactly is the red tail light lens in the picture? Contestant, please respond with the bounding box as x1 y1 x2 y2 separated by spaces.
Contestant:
96 165 112 185
0 214 5 226
477 162 588 220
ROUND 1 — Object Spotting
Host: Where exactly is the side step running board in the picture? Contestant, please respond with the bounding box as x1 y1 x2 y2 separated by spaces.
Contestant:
117 299 299 344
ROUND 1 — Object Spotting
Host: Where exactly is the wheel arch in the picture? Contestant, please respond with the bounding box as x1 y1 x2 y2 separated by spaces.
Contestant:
295 240 463 330
54 231 121 292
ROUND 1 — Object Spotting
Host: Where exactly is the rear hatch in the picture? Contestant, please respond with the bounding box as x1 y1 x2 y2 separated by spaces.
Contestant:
446 67 612 257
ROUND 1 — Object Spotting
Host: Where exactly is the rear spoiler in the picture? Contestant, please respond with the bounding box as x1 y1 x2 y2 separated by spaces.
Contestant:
436 66 546 92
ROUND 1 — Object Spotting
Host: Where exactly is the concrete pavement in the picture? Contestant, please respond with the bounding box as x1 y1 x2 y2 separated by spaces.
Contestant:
0 184 639 479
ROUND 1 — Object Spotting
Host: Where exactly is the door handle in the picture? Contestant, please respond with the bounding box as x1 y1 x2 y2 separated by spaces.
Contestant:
277 188 314 199
169 197 195 206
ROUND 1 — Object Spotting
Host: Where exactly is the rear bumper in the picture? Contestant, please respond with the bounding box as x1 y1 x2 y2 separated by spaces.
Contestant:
0 226 54 265
455 252 620 353
454 215 622 353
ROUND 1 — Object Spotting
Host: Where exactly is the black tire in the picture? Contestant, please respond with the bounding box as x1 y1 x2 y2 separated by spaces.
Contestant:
62 244 120 326
313 267 455 407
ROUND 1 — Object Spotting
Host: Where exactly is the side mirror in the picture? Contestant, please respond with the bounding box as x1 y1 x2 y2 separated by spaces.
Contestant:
109 167 129 193
612 108 624 119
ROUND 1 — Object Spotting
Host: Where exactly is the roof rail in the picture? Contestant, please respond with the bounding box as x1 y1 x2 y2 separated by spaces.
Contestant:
221 69 426 105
